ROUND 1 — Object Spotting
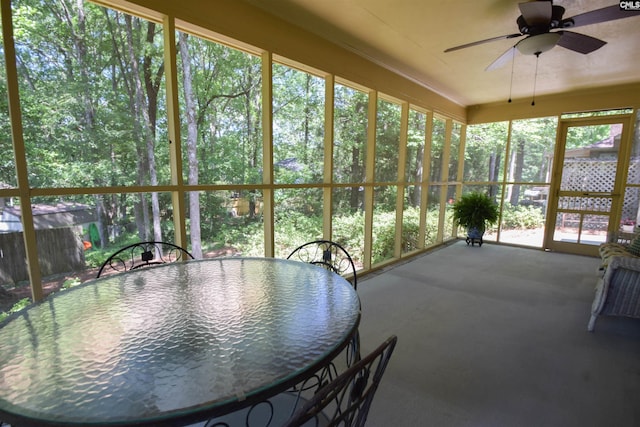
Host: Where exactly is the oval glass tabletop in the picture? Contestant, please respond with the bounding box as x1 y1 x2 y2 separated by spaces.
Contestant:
0 257 361 426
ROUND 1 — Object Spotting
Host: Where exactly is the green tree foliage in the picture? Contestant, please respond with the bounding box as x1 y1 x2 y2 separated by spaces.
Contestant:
464 122 508 183
10 0 169 244
0 46 15 186
510 117 557 183
448 122 461 182
466 118 559 207
430 117 445 183
178 35 262 186
0 0 449 273
375 98 400 183
405 110 426 207
333 84 368 214
273 64 324 185
566 124 610 150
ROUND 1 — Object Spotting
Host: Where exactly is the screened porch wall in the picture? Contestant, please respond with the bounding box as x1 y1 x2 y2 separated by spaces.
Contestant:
1 0 638 303
0 0 464 300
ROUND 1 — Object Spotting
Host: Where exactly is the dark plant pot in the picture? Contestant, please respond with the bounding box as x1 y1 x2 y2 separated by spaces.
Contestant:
466 227 484 247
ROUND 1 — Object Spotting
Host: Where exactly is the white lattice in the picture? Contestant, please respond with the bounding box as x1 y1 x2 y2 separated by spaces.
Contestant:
561 158 640 222
561 159 615 192
627 160 640 185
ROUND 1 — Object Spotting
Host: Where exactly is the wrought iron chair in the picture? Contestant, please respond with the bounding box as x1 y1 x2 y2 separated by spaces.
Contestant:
284 334 397 427
287 240 358 290
96 241 194 278
287 240 361 367
287 239 360 370
203 335 397 427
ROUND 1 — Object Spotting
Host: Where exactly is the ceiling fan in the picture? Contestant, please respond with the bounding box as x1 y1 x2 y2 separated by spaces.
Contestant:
445 1 640 71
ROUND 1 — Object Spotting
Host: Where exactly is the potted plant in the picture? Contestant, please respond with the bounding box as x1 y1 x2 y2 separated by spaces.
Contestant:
452 192 500 246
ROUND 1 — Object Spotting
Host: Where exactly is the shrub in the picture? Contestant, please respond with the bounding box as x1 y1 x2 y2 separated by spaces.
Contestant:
0 298 31 322
501 203 545 229
371 210 397 264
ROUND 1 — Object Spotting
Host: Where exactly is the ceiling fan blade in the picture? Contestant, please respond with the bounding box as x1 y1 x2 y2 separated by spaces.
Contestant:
485 46 518 71
518 1 552 26
557 31 607 54
444 33 522 53
567 5 640 28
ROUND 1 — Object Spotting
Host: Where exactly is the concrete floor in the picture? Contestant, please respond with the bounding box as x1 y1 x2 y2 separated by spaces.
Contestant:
357 241 640 427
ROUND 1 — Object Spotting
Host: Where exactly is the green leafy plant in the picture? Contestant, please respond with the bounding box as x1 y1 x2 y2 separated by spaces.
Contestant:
501 203 545 229
0 298 31 322
62 277 81 289
452 192 500 233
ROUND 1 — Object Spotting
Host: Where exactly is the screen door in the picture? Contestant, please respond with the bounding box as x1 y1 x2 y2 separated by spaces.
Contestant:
545 116 632 256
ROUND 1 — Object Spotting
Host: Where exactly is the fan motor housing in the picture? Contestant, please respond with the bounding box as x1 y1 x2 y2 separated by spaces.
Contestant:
518 5 567 35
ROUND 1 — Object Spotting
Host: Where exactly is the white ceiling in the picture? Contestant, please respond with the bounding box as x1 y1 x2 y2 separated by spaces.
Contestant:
241 0 640 107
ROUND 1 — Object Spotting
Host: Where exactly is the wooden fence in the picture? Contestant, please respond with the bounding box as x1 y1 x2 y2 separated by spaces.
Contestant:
0 227 85 285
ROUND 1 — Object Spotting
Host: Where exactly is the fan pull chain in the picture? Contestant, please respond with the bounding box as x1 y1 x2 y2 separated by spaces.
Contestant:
508 47 515 103
531 52 540 106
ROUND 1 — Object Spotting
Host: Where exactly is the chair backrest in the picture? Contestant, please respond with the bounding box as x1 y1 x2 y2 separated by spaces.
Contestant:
287 240 358 289
283 335 397 427
96 241 194 278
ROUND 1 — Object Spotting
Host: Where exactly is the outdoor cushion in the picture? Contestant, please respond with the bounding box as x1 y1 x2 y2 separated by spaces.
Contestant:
598 242 639 270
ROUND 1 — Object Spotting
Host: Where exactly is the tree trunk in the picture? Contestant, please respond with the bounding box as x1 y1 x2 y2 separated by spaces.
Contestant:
510 139 525 206
135 196 147 240
72 0 105 245
489 152 501 200
413 145 424 206
350 146 361 212
95 195 107 248
125 16 161 242
179 33 203 258
245 70 261 219
303 74 311 163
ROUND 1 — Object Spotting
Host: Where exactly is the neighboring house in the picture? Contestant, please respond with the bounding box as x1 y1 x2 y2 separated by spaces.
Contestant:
0 202 97 233
563 124 623 160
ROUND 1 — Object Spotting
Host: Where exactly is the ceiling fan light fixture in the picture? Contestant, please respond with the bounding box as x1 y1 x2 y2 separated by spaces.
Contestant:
516 32 561 55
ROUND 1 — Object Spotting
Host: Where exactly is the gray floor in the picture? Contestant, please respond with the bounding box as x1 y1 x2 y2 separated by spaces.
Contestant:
357 241 640 427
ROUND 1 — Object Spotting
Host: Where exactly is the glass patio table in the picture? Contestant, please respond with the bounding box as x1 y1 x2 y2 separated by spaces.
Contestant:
0 257 361 427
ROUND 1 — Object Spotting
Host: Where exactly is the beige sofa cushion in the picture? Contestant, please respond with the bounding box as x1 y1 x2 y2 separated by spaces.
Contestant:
598 242 639 269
